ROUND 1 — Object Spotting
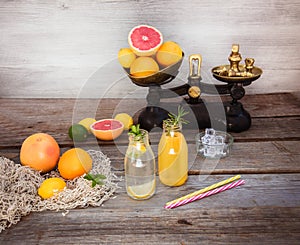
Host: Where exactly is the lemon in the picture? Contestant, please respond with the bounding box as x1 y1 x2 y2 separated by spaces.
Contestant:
156 41 183 67
127 179 155 199
79 118 96 133
118 48 136 68
130 56 159 77
133 142 146 153
38 177 66 199
114 113 133 130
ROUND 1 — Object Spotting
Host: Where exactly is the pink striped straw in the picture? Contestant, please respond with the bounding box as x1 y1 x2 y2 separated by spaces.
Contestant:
164 179 245 209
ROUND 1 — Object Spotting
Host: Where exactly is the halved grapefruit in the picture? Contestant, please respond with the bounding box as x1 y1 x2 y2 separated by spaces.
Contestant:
90 119 124 141
128 25 163 56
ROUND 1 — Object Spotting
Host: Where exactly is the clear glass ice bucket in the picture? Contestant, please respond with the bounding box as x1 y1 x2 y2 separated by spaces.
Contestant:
195 130 234 159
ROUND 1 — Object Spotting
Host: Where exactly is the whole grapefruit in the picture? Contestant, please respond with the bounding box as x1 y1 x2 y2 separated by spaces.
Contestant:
20 133 60 173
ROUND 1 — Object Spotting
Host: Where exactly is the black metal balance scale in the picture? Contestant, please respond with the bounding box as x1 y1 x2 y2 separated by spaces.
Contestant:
126 44 263 133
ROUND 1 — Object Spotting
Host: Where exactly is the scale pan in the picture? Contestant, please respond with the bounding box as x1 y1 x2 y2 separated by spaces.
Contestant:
125 53 184 87
212 65 263 85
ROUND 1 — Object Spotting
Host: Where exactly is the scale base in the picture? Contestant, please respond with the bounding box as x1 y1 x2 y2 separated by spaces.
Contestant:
134 100 251 133
135 106 169 132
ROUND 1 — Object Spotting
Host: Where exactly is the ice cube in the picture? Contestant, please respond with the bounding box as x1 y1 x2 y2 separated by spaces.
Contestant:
201 134 214 145
205 128 216 136
203 145 217 158
215 136 224 145
201 128 215 145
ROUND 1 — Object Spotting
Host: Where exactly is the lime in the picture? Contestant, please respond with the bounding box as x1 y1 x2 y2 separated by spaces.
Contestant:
68 124 88 141
114 113 133 130
78 118 96 133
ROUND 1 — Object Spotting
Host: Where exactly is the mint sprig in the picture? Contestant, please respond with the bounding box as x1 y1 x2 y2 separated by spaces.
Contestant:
128 124 145 141
84 173 106 187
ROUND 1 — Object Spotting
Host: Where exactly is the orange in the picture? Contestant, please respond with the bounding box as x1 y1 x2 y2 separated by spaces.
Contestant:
130 57 159 77
156 41 183 67
58 148 92 180
38 177 66 199
90 119 124 141
118 48 136 68
20 133 60 173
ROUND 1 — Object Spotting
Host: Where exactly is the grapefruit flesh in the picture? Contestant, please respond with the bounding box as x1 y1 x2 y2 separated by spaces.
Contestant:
128 25 163 56
91 119 124 141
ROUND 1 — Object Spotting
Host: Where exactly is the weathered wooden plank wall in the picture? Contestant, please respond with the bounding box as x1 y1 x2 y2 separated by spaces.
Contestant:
0 0 299 98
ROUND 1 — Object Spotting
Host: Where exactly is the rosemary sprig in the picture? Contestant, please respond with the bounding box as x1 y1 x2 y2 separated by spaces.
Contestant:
163 105 189 130
84 173 106 187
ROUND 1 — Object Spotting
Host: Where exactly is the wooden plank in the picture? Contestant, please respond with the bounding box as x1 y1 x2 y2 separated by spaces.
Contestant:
0 174 299 244
240 92 300 117
91 140 300 174
0 115 299 147
0 92 298 122
1 140 299 178
0 1 300 98
0 93 299 147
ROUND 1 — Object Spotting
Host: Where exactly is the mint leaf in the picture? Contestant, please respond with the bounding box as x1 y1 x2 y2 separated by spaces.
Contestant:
84 173 106 187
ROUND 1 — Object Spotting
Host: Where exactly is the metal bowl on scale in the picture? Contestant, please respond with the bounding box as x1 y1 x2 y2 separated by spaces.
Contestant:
124 53 184 87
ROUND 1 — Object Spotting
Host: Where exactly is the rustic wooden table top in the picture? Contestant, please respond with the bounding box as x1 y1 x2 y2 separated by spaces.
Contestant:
0 92 300 244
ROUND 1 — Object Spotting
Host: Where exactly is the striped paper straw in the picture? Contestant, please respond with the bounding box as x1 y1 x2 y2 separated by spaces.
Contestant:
164 179 245 209
166 175 241 206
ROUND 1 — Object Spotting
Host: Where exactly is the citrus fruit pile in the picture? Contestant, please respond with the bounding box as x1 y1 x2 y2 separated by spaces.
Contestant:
20 132 93 199
20 113 133 199
118 25 183 78
69 115 132 142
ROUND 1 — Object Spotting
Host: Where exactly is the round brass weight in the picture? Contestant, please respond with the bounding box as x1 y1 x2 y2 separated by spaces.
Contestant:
188 86 201 99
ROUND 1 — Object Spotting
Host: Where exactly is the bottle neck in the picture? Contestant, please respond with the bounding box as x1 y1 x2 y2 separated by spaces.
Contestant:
129 129 149 145
163 123 182 135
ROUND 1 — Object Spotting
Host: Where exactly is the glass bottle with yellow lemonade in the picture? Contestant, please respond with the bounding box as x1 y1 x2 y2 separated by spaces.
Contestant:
125 125 156 200
158 106 189 186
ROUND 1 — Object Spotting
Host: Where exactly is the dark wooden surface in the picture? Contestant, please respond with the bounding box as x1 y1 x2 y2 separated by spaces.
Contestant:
0 93 300 244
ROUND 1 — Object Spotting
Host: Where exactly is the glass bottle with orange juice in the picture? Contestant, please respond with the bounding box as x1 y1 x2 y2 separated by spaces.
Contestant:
158 106 189 186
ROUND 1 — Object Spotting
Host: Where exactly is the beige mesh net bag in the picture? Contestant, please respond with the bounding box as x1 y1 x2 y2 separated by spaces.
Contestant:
0 150 120 233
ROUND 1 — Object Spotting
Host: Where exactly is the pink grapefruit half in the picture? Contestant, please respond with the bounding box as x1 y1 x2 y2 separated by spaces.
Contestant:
90 119 124 141
128 25 163 57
